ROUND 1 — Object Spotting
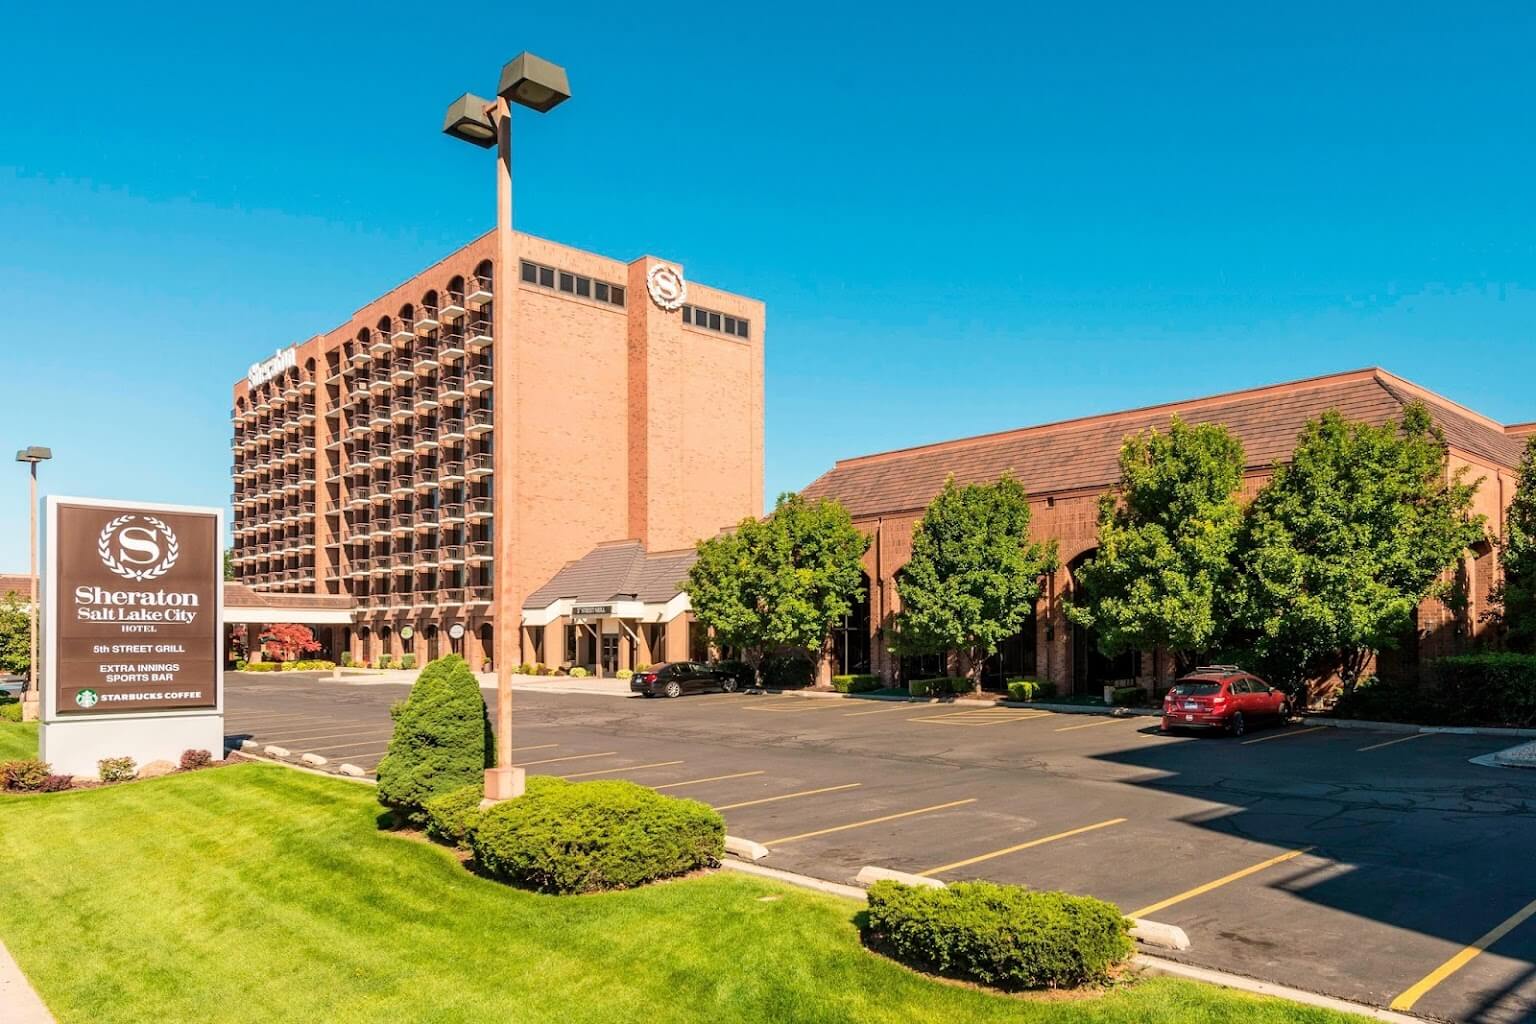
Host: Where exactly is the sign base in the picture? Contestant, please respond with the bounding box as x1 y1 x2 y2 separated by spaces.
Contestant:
40 714 225 777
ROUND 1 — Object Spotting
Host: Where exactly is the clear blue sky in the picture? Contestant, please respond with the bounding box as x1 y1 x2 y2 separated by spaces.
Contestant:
3 1 1533 570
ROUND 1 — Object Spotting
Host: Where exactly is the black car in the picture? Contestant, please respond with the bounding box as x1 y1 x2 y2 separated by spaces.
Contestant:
631 662 740 698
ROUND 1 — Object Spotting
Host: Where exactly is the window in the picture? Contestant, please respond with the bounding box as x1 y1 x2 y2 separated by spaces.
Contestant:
595 282 609 302
538 265 554 288
681 304 750 340
520 261 537 284
520 259 626 308
575 276 591 298
558 272 574 293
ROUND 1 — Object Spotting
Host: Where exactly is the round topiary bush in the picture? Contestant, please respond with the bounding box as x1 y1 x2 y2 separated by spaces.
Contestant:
469 777 724 893
376 655 493 825
862 880 1132 990
423 782 486 847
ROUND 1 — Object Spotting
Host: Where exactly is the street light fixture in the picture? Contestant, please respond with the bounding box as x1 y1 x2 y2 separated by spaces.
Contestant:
442 52 570 805
15 446 52 722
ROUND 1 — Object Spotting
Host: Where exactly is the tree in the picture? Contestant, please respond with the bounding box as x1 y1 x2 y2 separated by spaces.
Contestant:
376 655 494 824
1496 436 1536 651
1234 403 1485 697
1065 418 1246 675
0 593 29 677
685 493 870 685
259 623 321 663
223 548 234 582
894 475 1058 692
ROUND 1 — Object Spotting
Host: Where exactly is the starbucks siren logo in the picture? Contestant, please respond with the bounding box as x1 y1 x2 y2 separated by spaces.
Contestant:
98 515 180 582
75 689 100 709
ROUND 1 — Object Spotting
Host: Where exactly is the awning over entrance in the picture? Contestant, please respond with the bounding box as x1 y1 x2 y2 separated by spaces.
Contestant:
222 582 357 625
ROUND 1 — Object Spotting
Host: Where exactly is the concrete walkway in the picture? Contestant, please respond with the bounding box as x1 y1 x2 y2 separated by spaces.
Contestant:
0 939 53 1024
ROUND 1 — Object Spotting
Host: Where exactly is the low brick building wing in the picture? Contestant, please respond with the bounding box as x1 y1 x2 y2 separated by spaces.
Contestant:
520 541 702 675
800 368 1526 694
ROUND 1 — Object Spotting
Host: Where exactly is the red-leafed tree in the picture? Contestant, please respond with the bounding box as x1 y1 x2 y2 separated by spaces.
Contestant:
260 623 321 663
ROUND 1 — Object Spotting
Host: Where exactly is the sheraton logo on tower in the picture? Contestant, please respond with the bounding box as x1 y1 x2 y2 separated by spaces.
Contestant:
247 346 297 388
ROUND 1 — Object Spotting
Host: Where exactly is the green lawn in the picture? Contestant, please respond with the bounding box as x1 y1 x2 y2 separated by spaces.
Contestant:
0 721 38 761
0 763 1367 1024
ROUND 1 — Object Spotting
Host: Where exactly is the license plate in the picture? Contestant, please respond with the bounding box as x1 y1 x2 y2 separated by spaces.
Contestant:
1184 714 1194 722
1182 702 1199 710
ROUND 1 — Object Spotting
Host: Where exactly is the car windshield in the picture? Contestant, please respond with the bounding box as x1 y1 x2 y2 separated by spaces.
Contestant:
1170 681 1223 696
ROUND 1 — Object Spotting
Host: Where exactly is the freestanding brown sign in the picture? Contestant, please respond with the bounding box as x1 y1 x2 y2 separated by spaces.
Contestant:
40 497 224 774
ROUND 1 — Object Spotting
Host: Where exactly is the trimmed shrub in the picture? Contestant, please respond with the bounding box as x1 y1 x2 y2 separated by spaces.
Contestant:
1110 685 1148 707
569 667 589 678
470 778 724 894
1006 678 1055 702
760 652 814 690
832 674 883 694
423 782 485 847
862 880 1132 991
179 749 213 771
615 669 633 680
340 651 354 668
908 677 962 698
2 759 52 791
516 663 533 675
233 659 248 671
400 654 417 671
98 757 137 783
241 662 279 672
0 703 22 723
376 655 494 825
280 659 337 671
38 774 73 793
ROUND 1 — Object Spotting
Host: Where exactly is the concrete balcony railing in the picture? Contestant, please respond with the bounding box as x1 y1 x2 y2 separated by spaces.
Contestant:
466 318 492 351
467 407 494 436
467 452 494 479
467 275 492 305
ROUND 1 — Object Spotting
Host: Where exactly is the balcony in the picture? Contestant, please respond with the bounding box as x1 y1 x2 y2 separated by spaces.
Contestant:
441 292 467 321
441 503 466 523
391 359 415 384
414 471 440 492
393 550 416 570
415 305 440 335
369 408 392 430
371 556 391 576
440 461 466 485
368 369 392 396
467 275 493 305
390 318 414 345
413 386 439 412
282 379 301 402
370 444 391 467
348 416 371 440
369 518 391 540
297 403 317 425
415 549 438 569
466 362 494 395
467 585 493 605
413 343 439 373
440 545 466 566
298 436 316 456
467 452 494 479
350 348 372 367
391 477 414 499
466 318 492 352
437 587 465 606
369 332 393 355
391 394 415 422
438 375 466 402
468 540 493 563
348 452 371 476
438 330 466 361
467 408 494 436
370 487 391 506
392 435 415 459
413 430 439 453
439 417 466 443
468 496 494 521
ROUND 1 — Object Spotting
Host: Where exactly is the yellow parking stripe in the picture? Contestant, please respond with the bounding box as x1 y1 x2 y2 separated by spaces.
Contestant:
761 799 978 846
744 701 846 713
514 751 618 767
912 710 1049 726
1390 896 1536 1011
844 704 917 716
715 783 861 811
654 770 765 790
560 760 684 779
511 743 560 753
1054 717 1134 732
261 728 394 745
918 818 1128 876
301 737 397 752
1129 846 1315 919
1358 733 1429 752
1240 725 1328 746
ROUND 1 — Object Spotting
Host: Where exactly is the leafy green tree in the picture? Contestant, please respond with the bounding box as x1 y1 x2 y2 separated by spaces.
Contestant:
685 493 870 684
0 593 29 677
1234 403 1485 696
223 548 234 582
376 655 494 824
1065 418 1246 675
894 475 1058 692
1497 436 1536 651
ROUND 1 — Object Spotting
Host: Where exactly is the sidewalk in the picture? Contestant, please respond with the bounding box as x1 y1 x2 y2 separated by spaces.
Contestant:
0 938 53 1024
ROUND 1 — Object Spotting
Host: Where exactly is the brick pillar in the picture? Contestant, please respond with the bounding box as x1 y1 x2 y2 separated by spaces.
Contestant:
618 625 632 672
665 617 688 662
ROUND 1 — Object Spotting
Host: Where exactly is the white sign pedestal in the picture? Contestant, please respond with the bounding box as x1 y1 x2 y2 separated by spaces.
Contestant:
41 714 225 777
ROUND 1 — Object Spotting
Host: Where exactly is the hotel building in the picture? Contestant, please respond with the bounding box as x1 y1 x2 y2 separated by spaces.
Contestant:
229 230 764 670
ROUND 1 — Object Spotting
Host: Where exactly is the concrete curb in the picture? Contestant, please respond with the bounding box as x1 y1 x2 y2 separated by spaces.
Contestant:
263 745 291 758
1301 716 1536 739
1134 954 1418 1023
299 753 328 767
228 750 377 787
0 938 54 1024
717 859 867 900
1128 918 1190 951
724 836 769 862
855 865 945 889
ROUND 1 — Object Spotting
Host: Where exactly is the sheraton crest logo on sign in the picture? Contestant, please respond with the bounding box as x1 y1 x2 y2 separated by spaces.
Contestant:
98 514 180 582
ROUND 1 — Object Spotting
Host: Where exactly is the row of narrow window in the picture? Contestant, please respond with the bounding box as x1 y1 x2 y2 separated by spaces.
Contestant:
521 260 627 307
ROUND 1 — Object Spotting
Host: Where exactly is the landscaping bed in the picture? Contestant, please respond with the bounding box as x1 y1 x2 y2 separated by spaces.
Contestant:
0 763 1368 1023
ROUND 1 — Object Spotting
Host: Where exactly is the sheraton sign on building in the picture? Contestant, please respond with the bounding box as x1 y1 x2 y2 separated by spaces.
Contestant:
40 497 224 774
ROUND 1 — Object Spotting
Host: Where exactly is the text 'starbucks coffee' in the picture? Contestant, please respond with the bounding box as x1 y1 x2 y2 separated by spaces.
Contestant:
52 502 220 713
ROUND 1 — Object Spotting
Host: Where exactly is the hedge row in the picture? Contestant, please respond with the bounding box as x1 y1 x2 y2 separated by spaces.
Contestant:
1006 678 1057 702
862 880 1132 990
908 677 967 697
1334 653 1536 728
832 674 883 693
234 660 337 672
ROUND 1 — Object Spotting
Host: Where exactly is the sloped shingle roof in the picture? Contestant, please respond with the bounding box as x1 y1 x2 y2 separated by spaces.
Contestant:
801 369 1525 519
523 541 697 608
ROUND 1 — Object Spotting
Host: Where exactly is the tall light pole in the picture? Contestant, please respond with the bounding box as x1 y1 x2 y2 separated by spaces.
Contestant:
443 52 571 804
15 446 52 722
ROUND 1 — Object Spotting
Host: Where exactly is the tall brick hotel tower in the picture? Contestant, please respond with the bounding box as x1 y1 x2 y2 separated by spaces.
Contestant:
229 231 764 669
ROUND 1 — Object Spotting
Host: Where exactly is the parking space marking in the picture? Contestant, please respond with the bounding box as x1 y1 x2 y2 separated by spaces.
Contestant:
1390 895 1536 1011
259 728 392 745
714 783 862 811
1129 846 1315 919
1358 733 1430 753
843 704 918 716
511 743 560 753
910 709 1050 727
744 701 847 714
654 770 765 790
514 751 618 767
761 798 979 846
1240 726 1328 746
1054 717 1137 732
917 818 1128 877
300 737 396 752
560 760 685 779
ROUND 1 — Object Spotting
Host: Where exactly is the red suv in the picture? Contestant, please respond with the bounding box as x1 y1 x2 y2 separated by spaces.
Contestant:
1161 667 1291 737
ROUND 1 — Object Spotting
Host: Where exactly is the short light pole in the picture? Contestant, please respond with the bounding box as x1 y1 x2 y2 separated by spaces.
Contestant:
15 446 52 722
443 53 571 805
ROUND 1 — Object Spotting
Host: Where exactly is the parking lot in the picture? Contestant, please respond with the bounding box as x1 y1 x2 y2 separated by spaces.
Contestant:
226 672 1536 1023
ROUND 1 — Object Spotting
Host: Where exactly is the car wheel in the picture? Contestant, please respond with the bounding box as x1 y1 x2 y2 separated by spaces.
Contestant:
721 677 739 694
1230 711 1246 737
1278 700 1292 722
664 680 683 699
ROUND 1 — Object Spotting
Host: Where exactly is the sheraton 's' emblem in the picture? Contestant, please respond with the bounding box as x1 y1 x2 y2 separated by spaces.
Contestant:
98 515 180 582
646 264 687 311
